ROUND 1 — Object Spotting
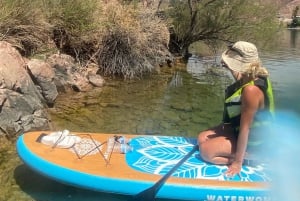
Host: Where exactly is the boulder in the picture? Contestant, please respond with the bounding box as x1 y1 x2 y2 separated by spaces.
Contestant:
46 54 93 92
0 42 50 137
0 42 106 137
26 59 58 106
85 62 105 87
88 74 105 87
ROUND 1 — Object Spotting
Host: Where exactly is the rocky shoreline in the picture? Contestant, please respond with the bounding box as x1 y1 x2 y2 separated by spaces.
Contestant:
0 41 105 139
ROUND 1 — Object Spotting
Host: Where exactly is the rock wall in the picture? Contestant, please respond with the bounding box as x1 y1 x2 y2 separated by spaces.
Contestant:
0 41 104 138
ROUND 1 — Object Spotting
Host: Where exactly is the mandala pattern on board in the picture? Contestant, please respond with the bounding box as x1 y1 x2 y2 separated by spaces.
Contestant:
126 136 270 182
69 138 102 157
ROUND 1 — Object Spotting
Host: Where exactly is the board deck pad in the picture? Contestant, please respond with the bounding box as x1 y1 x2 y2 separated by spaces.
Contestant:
126 136 270 182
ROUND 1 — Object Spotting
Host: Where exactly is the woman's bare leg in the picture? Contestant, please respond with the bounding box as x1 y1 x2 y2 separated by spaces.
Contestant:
198 124 237 165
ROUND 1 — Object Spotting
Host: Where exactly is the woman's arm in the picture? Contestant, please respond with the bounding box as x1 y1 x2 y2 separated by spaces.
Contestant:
225 85 264 176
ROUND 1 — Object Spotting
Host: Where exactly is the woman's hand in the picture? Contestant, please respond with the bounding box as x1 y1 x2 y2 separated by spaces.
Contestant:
225 160 242 177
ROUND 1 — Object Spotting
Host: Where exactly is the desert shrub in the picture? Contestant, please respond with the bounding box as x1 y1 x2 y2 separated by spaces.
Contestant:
0 0 171 79
0 0 51 56
43 0 102 62
0 0 102 58
97 1 170 79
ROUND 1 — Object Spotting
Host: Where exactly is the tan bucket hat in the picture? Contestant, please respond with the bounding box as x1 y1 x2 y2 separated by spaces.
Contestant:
221 41 260 73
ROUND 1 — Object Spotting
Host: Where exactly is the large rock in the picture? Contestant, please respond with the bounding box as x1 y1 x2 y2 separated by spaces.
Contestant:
26 59 58 106
46 54 105 92
0 42 106 137
0 42 50 137
46 54 92 92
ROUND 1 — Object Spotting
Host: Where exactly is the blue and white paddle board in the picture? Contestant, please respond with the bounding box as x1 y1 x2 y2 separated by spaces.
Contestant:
16 131 273 201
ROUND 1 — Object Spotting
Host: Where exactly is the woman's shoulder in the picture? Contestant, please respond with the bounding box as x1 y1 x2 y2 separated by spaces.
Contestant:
243 84 263 95
242 84 264 108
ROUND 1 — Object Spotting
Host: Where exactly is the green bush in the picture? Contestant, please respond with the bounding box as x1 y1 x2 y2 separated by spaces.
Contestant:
0 0 50 56
166 0 279 55
45 0 98 34
43 0 102 61
0 0 101 57
290 17 300 27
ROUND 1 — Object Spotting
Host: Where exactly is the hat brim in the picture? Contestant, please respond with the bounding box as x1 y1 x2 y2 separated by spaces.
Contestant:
221 49 251 73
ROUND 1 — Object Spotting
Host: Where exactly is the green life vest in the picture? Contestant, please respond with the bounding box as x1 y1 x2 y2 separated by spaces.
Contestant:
223 77 275 146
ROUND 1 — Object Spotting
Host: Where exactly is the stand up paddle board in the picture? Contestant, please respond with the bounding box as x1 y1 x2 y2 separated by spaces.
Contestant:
16 131 272 201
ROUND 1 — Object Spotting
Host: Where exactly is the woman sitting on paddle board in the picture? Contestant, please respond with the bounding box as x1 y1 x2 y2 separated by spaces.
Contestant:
198 41 275 177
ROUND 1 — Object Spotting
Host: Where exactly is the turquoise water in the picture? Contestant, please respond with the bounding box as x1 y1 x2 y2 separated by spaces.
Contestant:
12 29 300 201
